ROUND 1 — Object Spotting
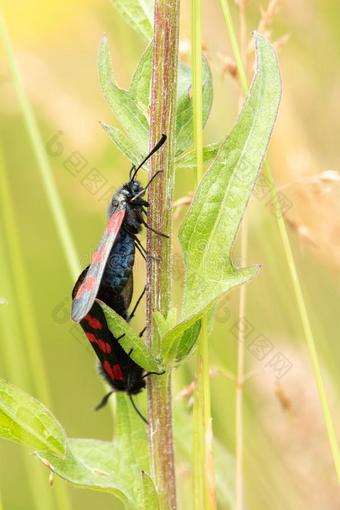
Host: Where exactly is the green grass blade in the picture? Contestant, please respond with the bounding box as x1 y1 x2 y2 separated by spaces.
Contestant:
0 223 57 510
272 186 340 482
191 0 217 508
0 11 80 281
0 147 53 406
219 0 248 94
0 146 73 510
219 0 340 484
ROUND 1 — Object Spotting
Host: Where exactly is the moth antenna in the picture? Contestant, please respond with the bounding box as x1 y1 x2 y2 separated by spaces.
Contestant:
129 165 136 180
129 134 166 182
129 394 148 424
95 391 114 411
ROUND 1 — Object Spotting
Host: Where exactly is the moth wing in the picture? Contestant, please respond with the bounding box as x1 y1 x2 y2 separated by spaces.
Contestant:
71 208 126 322
79 301 126 385
72 265 89 299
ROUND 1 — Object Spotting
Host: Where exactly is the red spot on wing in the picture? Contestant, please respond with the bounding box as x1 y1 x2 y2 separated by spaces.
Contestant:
75 276 96 299
86 332 111 353
112 363 124 381
86 332 96 343
84 314 102 330
103 361 124 381
103 360 113 379
97 339 111 354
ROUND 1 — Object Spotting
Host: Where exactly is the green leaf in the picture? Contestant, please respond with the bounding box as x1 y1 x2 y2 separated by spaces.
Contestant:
34 394 157 508
98 36 149 156
175 143 220 170
35 437 143 509
158 309 201 363
115 394 160 508
0 379 65 457
114 393 149 470
176 57 213 154
172 320 201 362
141 471 160 510
179 32 281 320
153 309 177 339
160 307 212 365
129 42 153 116
154 309 200 364
162 33 281 361
99 121 143 166
34 394 158 509
111 0 154 42
97 300 162 373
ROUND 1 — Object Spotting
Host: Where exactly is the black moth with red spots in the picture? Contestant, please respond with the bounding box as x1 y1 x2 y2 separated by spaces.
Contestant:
71 134 167 324
72 268 145 405
71 136 167 418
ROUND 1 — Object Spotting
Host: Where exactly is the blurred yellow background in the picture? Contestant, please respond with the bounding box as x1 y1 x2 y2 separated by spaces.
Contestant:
0 0 339 509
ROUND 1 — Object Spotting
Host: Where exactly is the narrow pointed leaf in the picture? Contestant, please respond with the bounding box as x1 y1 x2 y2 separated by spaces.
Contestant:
176 58 213 154
100 121 143 166
142 471 160 510
175 143 220 170
97 300 162 373
162 33 281 361
98 36 149 155
180 32 281 320
129 42 153 116
114 393 149 471
111 0 154 42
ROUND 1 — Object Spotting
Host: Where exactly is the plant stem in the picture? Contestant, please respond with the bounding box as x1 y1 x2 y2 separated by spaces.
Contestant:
191 0 217 508
235 4 248 509
235 217 247 510
146 1 180 508
219 0 340 485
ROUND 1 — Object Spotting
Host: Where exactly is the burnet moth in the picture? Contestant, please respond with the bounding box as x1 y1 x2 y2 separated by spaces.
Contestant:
71 135 167 419
72 267 150 420
71 133 167 324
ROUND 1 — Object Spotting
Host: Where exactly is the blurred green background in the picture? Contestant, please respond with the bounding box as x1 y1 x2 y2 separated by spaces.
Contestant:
0 0 339 509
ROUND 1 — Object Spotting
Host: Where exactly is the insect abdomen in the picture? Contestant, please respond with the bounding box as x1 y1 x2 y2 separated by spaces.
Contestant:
101 230 135 294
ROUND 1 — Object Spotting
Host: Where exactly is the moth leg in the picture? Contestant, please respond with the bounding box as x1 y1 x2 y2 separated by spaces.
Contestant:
134 236 147 255
95 391 114 411
142 220 169 239
142 370 166 379
127 286 146 322
129 394 148 424
134 235 160 263
135 241 146 260
133 236 147 260
139 326 146 337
